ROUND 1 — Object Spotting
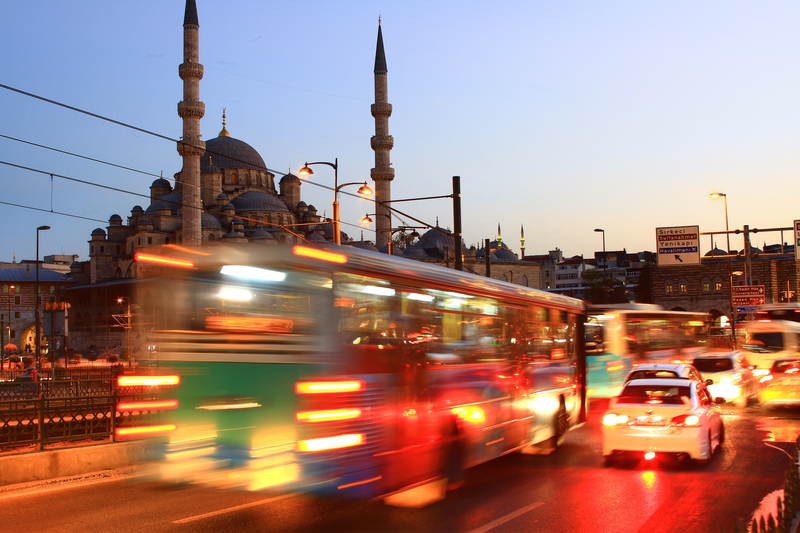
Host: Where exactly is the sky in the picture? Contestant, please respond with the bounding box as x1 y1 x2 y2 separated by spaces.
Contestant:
2 1 800 263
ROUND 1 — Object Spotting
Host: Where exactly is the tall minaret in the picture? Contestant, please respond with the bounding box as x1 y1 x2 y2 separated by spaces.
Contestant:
177 0 205 245
520 224 525 258
370 19 394 250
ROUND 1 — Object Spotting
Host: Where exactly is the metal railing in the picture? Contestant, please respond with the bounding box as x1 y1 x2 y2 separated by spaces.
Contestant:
0 367 165 450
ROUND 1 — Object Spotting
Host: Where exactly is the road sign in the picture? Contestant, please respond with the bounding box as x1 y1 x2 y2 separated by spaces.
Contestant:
656 225 700 266
732 285 765 297
732 295 765 306
795 220 800 261
736 307 760 313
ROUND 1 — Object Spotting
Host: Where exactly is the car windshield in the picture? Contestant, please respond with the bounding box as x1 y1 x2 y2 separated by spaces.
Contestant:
617 385 691 405
626 370 681 381
692 358 733 373
772 360 800 374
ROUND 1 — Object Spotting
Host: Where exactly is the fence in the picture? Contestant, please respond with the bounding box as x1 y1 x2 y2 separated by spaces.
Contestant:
723 435 800 533
0 366 165 450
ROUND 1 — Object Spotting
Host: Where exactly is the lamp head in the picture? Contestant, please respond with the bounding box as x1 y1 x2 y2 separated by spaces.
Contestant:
37 226 51 231
410 230 421 239
298 164 313 178
594 228 604 233
357 183 373 196
361 214 373 225
710 192 726 199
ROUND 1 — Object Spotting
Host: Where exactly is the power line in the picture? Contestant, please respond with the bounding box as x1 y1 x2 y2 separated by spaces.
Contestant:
0 200 107 223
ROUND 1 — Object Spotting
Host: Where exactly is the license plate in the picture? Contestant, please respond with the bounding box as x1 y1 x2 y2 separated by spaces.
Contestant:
633 416 668 426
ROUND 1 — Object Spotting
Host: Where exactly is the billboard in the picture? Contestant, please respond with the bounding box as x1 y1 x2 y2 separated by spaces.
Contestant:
656 225 700 266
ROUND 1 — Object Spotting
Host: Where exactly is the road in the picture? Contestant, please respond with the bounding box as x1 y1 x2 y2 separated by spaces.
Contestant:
1 400 798 533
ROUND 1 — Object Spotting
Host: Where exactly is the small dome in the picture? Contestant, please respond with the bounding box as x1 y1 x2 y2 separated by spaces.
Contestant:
379 244 404 256
223 202 235 211
306 204 317 213
137 217 153 226
403 247 431 259
280 173 300 184
305 233 327 243
202 155 221 174
131 205 144 214
494 249 517 260
296 201 308 208
91 228 106 237
351 241 380 252
231 217 243 225
150 178 171 188
216 193 229 201
249 228 275 240
231 191 290 212
223 230 245 238
109 214 122 222
144 192 182 215
416 227 454 252
704 248 728 257
201 213 222 229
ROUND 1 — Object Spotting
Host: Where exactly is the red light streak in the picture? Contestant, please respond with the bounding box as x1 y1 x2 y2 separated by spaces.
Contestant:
134 253 194 269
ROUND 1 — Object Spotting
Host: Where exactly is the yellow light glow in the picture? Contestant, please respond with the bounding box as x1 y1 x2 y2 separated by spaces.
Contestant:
117 375 180 387
688 321 705 327
196 402 262 411
451 406 485 422
295 381 363 394
296 408 361 422
297 433 364 452
603 413 629 426
116 424 177 439
292 246 348 264
685 415 700 426
528 396 559 413
249 463 299 491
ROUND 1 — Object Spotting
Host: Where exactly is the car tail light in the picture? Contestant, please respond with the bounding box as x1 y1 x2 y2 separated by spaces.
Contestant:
296 408 361 423
603 414 629 426
117 399 179 411
753 368 770 376
115 424 176 439
671 414 700 426
644 452 656 460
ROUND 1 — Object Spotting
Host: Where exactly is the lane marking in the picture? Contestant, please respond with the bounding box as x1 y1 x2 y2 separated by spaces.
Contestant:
0 470 152 500
467 501 545 533
172 492 299 524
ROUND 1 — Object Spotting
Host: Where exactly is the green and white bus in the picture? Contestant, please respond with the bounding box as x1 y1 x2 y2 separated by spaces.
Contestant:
125 243 586 504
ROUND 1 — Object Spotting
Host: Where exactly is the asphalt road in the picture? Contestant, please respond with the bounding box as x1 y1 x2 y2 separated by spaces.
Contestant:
1 400 798 533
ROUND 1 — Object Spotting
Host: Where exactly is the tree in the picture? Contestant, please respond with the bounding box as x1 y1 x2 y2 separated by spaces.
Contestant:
107 354 119 364
582 269 607 304
391 231 418 252
87 352 98 365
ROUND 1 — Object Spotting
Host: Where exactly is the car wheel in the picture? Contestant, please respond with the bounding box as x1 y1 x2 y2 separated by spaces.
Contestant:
696 431 714 466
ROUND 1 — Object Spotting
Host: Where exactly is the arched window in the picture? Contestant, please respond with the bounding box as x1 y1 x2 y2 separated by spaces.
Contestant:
714 277 723 292
665 281 674 294
500 274 508 282
522 275 529 287
702 278 711 292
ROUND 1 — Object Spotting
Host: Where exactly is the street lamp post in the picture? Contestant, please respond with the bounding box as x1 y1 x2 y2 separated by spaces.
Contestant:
298 159 372 245
594 229 607 302
117 297 132 369
35 226 50 373
361 214 422 255
710 192 737 348
2 285 14 371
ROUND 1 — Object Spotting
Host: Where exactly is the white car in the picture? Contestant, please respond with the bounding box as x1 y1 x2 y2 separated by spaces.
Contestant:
602 378 725 466
691 352 756 407
625 363 708 385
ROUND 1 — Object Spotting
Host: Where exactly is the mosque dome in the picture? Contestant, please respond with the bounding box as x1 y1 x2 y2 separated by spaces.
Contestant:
144 192 182 215
131 205 144 215
280 173 300 184
351 241 380 252
200 136 267 172
91 228 106 238
494 249 518 261
151 178 171 188
305 233 327 243
216 193 229 202
201 213 222 229
137 217 153 226
249 228 275 240
230 190 289 212
416 227 455 252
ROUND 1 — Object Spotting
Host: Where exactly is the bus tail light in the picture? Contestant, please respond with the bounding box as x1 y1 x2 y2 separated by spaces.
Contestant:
296 408 361 423
297 433 364 452
117 375 180 387
292 246 348 264
296 381 364 394
115 424 176 439
117 399 179 412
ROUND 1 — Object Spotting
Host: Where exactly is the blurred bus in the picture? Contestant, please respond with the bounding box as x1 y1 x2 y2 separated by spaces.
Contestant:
585 304 710 397
126 244 586 505
741 318 800 373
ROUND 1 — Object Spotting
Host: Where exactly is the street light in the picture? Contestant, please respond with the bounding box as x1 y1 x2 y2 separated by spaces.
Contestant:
361 214 422 255
711 192 737 348
594 229 607 301
35 225 50 373
298 158 373 245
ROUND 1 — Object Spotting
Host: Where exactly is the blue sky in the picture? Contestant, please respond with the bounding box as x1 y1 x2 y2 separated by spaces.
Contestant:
2 1 799 262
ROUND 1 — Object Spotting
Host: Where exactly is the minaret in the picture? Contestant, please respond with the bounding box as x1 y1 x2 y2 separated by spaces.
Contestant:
177 0 206 245
497 223 503 249
520 224 525 258
370 19 394 250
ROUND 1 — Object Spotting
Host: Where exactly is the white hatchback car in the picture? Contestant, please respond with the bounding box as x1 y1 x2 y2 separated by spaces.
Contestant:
602 378 725 466
625 363 708 385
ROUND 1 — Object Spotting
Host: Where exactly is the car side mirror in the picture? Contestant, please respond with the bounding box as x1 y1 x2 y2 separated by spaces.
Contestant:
705 378 714 386
714 397 726 405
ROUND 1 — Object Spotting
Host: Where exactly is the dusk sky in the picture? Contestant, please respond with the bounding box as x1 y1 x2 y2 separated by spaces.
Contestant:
2 1 799 263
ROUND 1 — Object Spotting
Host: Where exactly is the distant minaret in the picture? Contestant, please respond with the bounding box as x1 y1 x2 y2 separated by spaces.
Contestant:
370 18 394 250
177 0 206 245
520 224 525 258
497 223 503 249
